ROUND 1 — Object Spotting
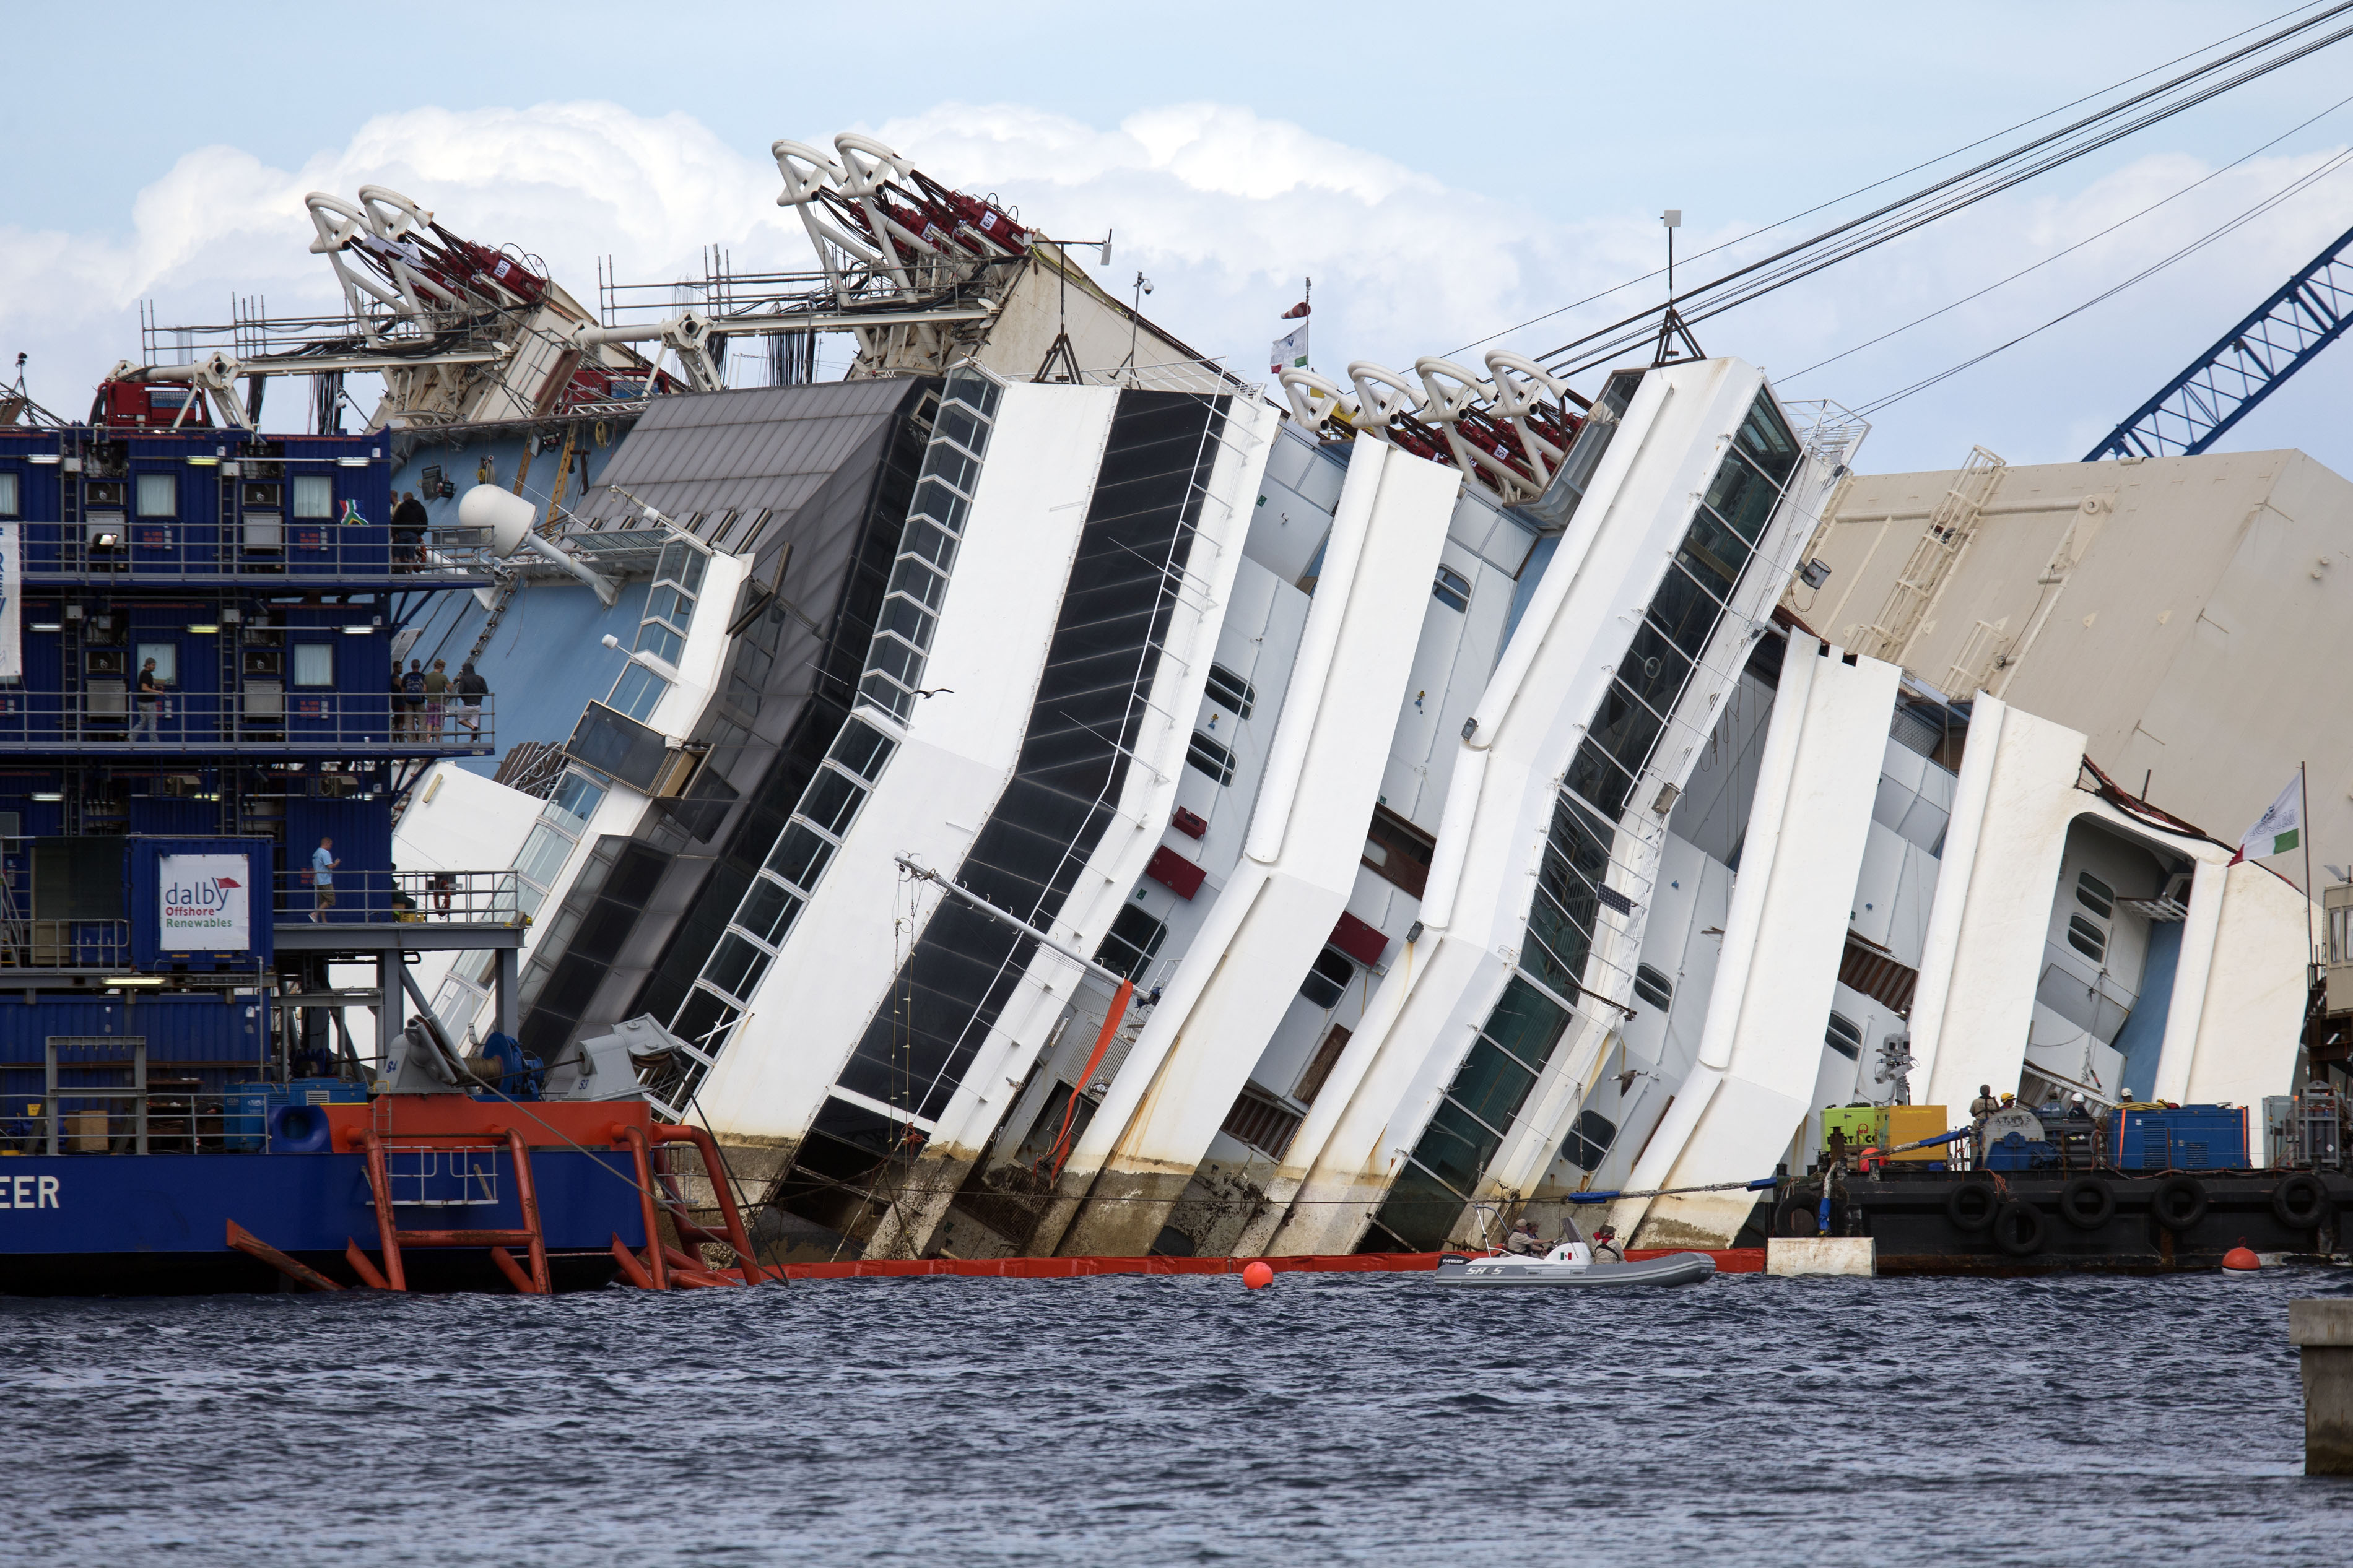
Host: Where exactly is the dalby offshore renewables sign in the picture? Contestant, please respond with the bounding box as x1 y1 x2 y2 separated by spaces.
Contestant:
159 855 250 950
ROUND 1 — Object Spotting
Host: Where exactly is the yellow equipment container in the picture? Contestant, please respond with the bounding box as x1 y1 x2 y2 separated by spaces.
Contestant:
1876 1105 1950 1161
1821 1106 1878 1156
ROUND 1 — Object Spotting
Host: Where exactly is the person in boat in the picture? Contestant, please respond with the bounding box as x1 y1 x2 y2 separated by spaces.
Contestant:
1503 1219 1546 1255
1591 1224 1625 1264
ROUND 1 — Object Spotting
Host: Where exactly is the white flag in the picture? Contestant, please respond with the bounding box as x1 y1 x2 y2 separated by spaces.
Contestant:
2235 772 2302 862
1270 323 1308 376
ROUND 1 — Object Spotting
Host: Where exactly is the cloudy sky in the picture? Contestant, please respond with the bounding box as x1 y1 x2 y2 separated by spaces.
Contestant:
6 1 2352 475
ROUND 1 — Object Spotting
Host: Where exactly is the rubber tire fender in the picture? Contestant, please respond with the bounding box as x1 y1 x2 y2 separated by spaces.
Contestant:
2058 1175 2115 1231
2151 1174 2208 1232
2269 1172 2329 1230
1992 1198 2047 1257
1944 1179 2000 1234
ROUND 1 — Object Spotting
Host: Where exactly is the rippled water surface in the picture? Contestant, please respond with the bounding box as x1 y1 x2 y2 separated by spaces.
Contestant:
5 1268 2352 1565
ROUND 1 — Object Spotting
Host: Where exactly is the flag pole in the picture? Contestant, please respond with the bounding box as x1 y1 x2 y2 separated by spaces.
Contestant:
2303 759 2316 968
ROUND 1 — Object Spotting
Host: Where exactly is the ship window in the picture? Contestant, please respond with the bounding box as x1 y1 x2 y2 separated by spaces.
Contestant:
1204 663 1255 719
565 701 671 793
515 821 575 891
2067 914 2108 963
544 771 606 836
1300 946 1354 1010
1825 1012 1863 1060
611 662 668 722
290 643 333 687
291 475 333 519
635 621 685 667
0 472 17 516
1095 904 1168 982
2076 871 2114 920
136 473 176 518
1634 964 1674 1011
1186 731 1236 786
1561 1109 1618 1171
1432 564 1471 612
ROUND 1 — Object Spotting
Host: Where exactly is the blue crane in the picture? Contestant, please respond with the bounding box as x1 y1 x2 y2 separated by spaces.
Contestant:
2086 217 2353 460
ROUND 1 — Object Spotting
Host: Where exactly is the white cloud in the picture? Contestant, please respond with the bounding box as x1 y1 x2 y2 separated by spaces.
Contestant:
7 97 2351 475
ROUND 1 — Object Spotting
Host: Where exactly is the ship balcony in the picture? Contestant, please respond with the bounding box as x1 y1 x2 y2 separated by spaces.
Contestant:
0 690 494 758
12 519 492 588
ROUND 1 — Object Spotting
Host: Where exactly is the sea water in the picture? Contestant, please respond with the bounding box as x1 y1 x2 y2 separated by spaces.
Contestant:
4 1269 2351 1564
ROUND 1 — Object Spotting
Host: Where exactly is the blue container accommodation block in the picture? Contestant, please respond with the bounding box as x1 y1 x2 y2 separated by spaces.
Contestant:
0 417 495 1157
2107 1106 2251 1171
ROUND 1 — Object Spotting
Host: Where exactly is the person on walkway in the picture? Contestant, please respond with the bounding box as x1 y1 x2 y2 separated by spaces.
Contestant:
423 658 450 739
311 836 339 922
391 489 428 568
453 661 488 738
132 657 165 743
401 659 427 739
1590 1224 1626 1264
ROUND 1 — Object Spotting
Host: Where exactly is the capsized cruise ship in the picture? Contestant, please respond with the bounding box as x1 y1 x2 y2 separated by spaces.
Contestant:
38 129 2349 1265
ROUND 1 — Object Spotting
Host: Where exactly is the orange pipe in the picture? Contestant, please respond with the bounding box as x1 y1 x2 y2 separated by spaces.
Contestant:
344 1240 390 1291
488 1245 534 1294
650 1122 768 1285
615 1125 671 1291
504 1128 552 1294
360 1130 407 1291
609 1235 655 1289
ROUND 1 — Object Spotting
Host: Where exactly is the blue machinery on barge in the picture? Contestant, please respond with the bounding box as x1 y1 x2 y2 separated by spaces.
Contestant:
0 418 768 1294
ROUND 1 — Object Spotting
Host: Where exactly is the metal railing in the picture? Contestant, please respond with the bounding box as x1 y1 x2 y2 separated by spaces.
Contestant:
12 519 484 581
0 690 493 752
274 868 524 926
0 921 133 970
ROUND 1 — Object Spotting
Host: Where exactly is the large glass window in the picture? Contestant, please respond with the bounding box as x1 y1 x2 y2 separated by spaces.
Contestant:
290 475 333 519
136 473 176 518
0 472 19 517
611 662 669 721
291 643 334 687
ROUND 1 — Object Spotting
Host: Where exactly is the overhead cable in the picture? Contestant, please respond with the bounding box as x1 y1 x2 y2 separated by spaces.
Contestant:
1445 0 2347 361
1526 1 2353 379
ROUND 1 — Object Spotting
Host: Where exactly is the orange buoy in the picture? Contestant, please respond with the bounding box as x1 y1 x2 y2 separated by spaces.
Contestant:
1242 1261 1274 1289
2222 1245 2261 1273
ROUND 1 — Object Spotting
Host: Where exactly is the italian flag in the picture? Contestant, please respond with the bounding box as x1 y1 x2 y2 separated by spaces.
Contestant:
2233 773 2302 863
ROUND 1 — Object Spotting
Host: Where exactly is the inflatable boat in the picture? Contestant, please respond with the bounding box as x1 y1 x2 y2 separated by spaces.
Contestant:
1429 1244 1716 1288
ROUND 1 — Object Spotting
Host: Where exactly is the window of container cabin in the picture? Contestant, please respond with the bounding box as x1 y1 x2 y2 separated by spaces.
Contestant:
136 473 176 518
1561 1109 1617 1171
1186 731 1236 786
1096 903 1168 982
1634 963 1673 1011
290 475 334 519
611 662 668 722
2076 872 2115 920
1432 564 1471 612
1362 806 1435 897
135 643 178 685
1204 663 1255 718
291 643 334 687
1825 1012 1863 1060
0 472 18 516
1300 946 1354 1010
2066 914 2107 963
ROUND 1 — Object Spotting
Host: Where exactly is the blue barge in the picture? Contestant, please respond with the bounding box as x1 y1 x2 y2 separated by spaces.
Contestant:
0 417 763 1294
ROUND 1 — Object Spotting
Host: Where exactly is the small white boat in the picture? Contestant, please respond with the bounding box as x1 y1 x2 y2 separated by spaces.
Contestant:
1429 1239 1716 1288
